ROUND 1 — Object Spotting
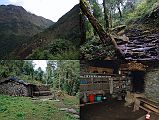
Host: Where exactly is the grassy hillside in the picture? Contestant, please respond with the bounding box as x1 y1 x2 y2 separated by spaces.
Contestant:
0 95 79 120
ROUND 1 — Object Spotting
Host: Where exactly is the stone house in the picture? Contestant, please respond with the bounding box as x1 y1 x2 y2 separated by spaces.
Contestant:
0 78 35 97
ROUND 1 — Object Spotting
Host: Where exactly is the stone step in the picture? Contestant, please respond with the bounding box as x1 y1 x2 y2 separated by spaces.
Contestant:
152 40 159 43
128 36 145 39
132 47 156 52
146 35 159 39
33 91 52 96
121 29 159 60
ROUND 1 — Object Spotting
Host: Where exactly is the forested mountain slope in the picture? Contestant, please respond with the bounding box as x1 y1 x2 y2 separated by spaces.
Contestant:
14 4 80 59
0 5 54 58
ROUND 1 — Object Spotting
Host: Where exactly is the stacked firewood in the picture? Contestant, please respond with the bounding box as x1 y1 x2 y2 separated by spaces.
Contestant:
128 61 147 71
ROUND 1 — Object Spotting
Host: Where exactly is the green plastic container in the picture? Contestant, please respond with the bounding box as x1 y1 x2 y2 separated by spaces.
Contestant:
96 95 102 102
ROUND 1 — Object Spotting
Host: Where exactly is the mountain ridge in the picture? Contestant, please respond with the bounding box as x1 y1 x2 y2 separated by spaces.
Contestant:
0 4 54 30
0 4 54 58
15 4 80 59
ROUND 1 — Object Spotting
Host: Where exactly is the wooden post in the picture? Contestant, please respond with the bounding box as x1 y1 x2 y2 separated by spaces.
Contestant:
134 98 140 111
109 78 113 94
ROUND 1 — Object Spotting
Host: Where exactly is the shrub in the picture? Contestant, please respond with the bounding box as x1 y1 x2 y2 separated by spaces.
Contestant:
80 37 116 60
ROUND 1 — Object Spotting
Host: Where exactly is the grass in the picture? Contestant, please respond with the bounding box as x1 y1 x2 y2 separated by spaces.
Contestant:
124 0 158 24
0 95 79 120
62 94 79 108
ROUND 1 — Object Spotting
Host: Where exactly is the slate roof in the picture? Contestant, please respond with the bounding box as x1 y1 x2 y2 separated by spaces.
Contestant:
0 77 32 85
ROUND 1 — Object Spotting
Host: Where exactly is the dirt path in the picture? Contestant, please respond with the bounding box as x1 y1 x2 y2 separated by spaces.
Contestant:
80 100 146 120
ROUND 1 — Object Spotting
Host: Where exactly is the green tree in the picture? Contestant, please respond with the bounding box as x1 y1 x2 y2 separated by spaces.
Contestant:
103 0 110 31
34 67 44 82
46 61 56 85
46 60 80 96
23 61 35 80
0 60 25 78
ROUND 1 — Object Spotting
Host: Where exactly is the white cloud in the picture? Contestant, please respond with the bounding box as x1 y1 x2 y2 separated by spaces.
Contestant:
8 0 79 22
9 0 17 3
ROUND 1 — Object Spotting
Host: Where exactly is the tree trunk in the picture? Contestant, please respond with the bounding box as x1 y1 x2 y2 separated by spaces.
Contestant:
80 12 86 45
117 6 122 20
109 10 113 28
92 0 100 36
103 0 109 31
80 0 123 56
59 73 61 90
80 0 111 44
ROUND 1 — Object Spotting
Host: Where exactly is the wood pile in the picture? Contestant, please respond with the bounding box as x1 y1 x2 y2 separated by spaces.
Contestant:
88 66 113 74
127 61 147 71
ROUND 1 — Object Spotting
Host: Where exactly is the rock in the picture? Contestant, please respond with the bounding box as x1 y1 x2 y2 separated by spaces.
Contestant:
119 34 129 42
32 98 38 100
111 25 127 34
49 98 53 100
152 40 159 43
60 108 69 111
60 108 78 114
73 114 80 119
125 53 132 58
54 99 60 102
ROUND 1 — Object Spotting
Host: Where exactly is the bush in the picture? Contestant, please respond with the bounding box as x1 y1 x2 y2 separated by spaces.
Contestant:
80 37 116 60
27 39 79 59
124 0 158 24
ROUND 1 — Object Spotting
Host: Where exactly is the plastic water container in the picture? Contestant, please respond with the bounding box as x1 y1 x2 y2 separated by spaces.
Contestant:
96 95 102 102
83 93 88 103
89 94 95 103
80 80 88 84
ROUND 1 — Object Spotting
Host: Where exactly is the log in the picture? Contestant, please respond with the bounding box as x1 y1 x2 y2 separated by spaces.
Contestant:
144 103 159 114
80 0 123 57
80 12 86 45
80 0 110 44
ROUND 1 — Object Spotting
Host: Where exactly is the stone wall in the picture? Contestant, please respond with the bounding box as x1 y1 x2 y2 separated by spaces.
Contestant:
0 81 29 96
145 68 159 102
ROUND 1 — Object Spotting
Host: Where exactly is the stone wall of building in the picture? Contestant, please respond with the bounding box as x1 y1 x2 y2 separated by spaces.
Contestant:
0 81 29 96
145 68 159 102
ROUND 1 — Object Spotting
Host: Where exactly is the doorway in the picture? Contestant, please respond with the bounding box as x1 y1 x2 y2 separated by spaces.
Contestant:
131 71 145 93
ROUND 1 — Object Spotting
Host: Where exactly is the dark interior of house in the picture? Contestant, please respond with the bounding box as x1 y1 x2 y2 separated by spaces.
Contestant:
131 71 145 93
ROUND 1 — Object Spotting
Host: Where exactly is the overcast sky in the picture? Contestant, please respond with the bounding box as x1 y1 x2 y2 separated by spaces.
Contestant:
33 60 47 71
0 0 79 22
